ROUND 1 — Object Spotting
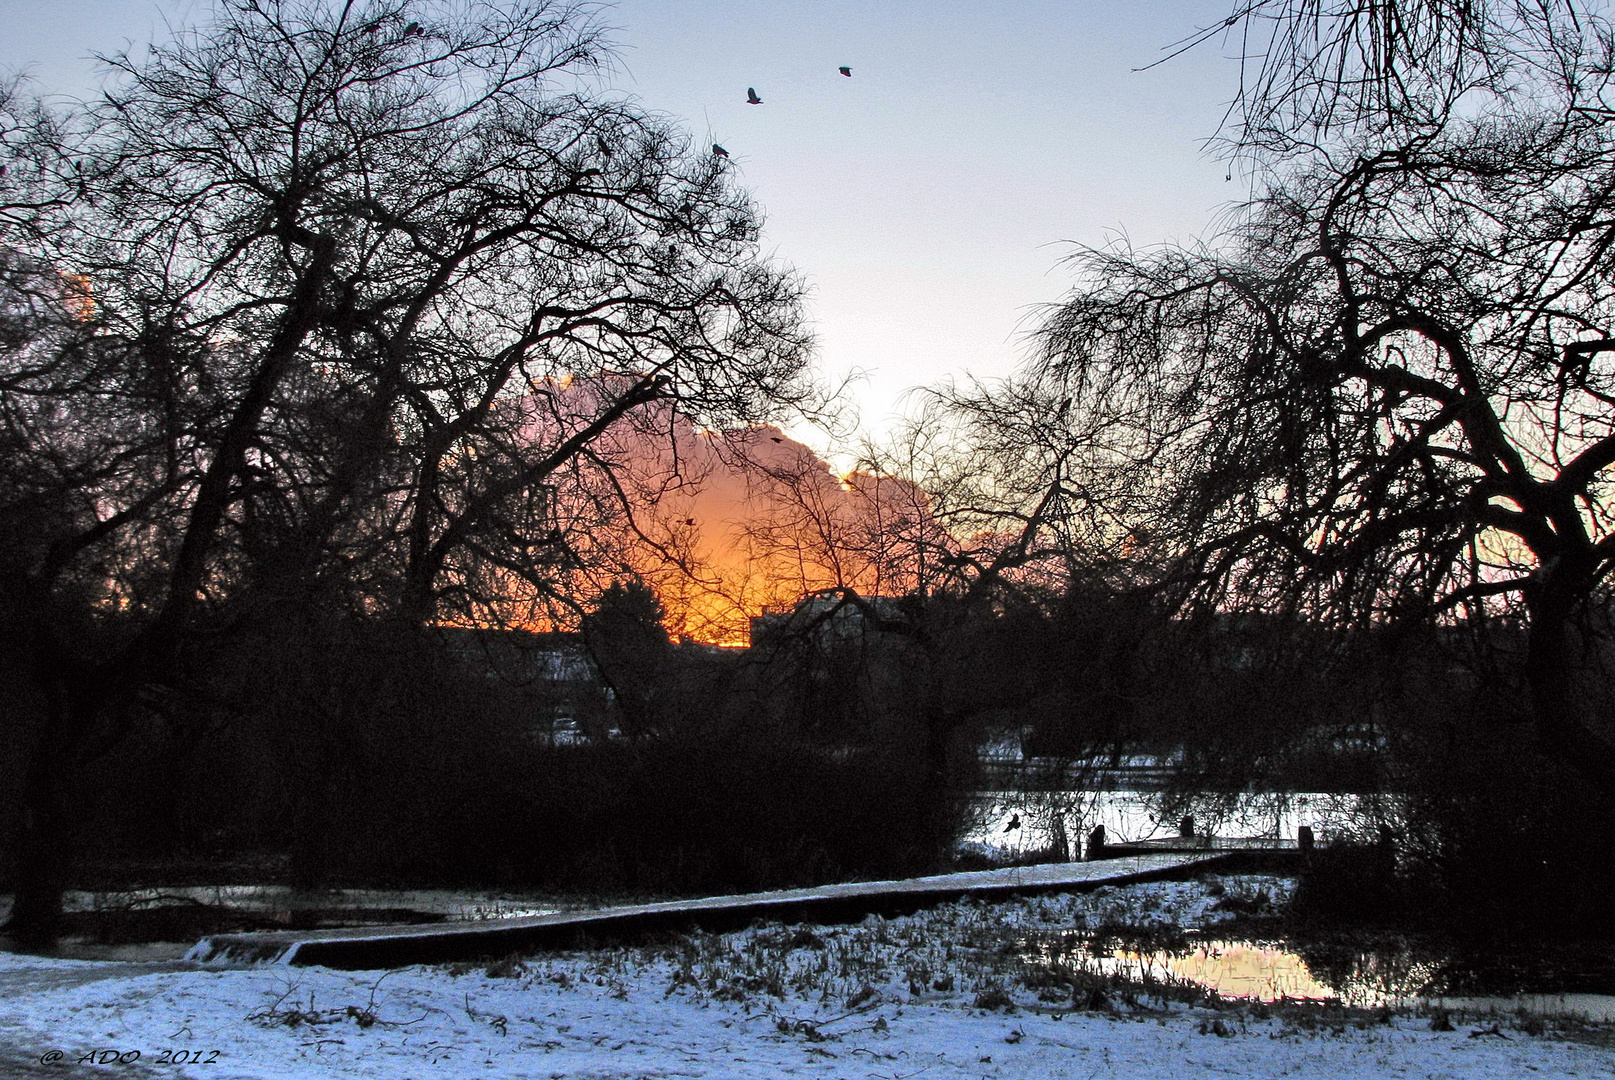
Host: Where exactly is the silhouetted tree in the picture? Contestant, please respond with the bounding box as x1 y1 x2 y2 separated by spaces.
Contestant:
0 0 810 943
582 579 672 737
1191 1 1606 155
926 1 1615 793
994 121 1615 787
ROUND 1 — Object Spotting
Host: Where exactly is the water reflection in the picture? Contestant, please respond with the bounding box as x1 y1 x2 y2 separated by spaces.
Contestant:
1097 940 1353 1003
1105 939 1442 1006
1032 932 1615 1021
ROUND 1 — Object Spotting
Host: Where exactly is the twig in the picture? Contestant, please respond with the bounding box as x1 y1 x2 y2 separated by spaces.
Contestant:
365 969 393 1012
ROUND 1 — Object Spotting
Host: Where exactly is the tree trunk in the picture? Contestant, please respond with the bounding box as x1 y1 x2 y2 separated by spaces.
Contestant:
6 692 77 947
5 610 123 947
1525 585 1615 795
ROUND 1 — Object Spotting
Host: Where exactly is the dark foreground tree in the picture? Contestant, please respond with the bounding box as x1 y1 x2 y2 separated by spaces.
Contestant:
939 2 1615 794
1007 124 1615 785
0 0 810 943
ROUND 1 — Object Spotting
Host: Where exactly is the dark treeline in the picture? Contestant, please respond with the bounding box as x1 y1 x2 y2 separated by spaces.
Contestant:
0 586 959 898
8 569 1609 942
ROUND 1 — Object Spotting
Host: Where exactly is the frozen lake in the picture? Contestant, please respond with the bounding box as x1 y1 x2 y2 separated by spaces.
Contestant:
962 789 1382 858
0 886 567 929
0 790 1382 932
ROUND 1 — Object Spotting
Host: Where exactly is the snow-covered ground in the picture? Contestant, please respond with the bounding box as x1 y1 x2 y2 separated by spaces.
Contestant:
2 878 1611 1080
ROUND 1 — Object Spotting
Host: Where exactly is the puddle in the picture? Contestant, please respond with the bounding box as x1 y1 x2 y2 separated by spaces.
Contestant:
1093 939 1357 1002
1033 932 1615 1021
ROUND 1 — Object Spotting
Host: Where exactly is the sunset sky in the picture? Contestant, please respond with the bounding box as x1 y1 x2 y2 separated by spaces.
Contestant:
1 0 1244 450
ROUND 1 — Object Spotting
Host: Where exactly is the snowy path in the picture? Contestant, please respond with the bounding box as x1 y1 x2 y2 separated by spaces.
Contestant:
193 853 1228 969
0 958 189 1078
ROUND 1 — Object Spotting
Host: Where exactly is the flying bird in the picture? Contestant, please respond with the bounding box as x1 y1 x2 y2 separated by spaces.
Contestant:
1004 813 1022 833
683 518 697 526
711 143 729 157
746 87 763 105
839 66 852 77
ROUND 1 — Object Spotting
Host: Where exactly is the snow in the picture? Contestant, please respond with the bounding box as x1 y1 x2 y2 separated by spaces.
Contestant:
3 878 1612 1079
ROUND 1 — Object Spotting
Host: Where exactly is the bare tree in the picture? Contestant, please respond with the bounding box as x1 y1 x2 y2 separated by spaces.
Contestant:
886 1 1615 809
991 104 1615 789
0 0 811 942
1186 0 1614 154
896 382 1144 607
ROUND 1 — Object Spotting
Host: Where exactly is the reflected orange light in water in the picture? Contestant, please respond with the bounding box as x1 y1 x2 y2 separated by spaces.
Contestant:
1088 939 1443 1007
1102 942 1337 1002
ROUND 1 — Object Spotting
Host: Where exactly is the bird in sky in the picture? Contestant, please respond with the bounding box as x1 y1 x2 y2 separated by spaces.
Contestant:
711 143 729 157
746 87 763 105
839 66 852 77
1004 813 1022 833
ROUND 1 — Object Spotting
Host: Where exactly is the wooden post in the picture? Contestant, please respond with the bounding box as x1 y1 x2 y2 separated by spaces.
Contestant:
1086 824 1106 861
1376 823 1395 880
1050 813 1070 862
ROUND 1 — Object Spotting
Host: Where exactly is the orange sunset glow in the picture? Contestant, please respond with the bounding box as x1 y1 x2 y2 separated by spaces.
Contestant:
595 415 944 645
60 272 95 321
467 386 949 646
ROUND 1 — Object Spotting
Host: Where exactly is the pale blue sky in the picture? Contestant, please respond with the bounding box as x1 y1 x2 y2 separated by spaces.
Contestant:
0 0 1244 444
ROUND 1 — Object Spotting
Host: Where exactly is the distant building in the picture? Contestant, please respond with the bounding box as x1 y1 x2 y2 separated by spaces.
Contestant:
748 590 914 650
